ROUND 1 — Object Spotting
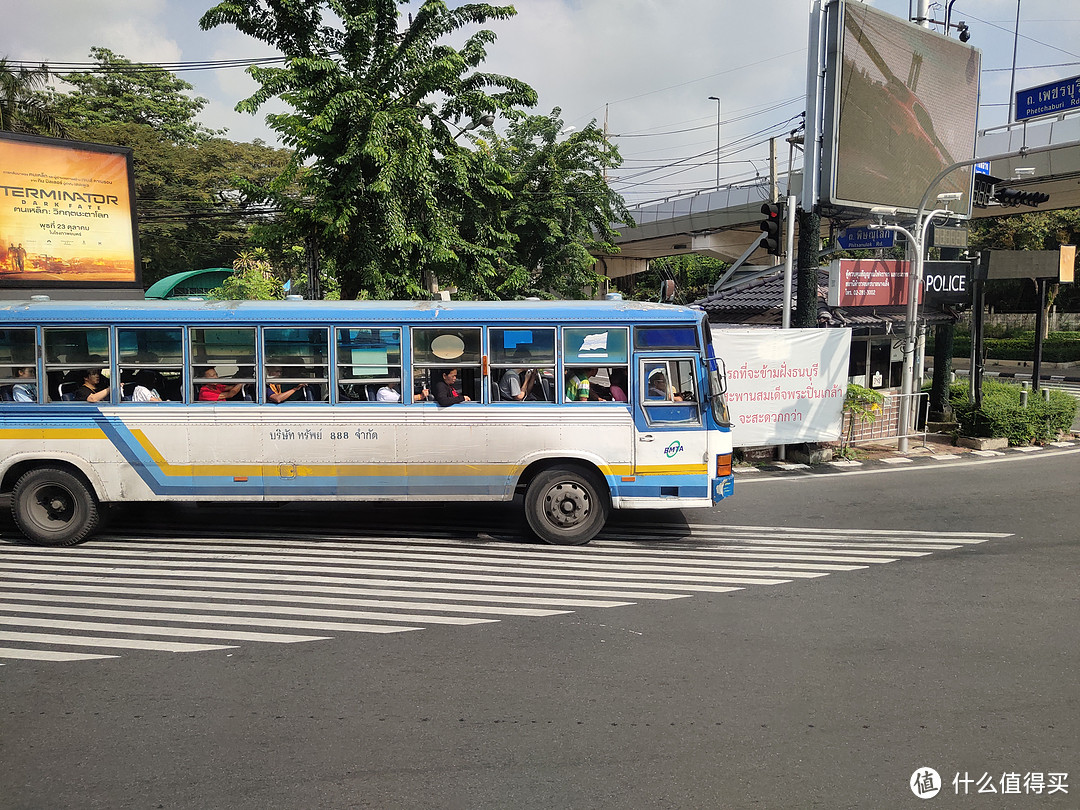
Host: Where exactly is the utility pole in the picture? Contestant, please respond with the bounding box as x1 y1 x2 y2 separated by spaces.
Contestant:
708 96 721 187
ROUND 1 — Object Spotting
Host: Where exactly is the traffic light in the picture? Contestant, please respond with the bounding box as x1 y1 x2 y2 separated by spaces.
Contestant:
759 201 785 256
994 187 1050 208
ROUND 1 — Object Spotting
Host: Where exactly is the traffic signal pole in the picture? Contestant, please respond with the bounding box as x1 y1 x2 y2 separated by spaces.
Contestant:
782 195 797 329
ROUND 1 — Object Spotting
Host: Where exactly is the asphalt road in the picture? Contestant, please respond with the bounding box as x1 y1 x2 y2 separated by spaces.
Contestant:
2 448 1078 809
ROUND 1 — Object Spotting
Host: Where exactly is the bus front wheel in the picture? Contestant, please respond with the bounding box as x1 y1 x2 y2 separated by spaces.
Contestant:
524 467 609 546
12 468 100 547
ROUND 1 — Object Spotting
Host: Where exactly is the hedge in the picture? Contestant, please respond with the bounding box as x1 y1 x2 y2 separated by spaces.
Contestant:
929 334 1080 362
949 379 1078 445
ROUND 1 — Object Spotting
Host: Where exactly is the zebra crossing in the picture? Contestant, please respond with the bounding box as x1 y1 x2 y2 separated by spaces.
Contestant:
0 523 1011 664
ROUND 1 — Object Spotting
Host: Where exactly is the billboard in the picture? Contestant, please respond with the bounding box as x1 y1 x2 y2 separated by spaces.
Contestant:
819 1 981 215
0 132 140 289
718 328 852 447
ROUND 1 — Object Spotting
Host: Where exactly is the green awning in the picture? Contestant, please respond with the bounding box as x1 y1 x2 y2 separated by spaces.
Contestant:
144 268 234 299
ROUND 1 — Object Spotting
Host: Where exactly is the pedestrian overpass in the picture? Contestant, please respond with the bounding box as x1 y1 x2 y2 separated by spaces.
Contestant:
597 112 1080 281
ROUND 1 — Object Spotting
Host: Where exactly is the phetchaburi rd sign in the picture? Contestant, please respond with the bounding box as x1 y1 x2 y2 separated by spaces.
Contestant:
827 259 917 307
1016 75 1080 122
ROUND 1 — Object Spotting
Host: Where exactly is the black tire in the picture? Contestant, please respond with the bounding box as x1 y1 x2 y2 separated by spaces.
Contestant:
524 467 609 546
11 467 100 547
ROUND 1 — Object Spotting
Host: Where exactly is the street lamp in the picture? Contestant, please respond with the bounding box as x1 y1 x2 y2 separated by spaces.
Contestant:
452 113 496 140
868 194 958 451
708 96 721 187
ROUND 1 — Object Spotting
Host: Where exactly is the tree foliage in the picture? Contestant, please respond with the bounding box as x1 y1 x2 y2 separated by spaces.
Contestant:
969 208 1080 314
47 47 220 145
209 248 284 299
481 109 632 299
615 253 728 303
38 47 296 286
0 58 67 136
199 0 546 300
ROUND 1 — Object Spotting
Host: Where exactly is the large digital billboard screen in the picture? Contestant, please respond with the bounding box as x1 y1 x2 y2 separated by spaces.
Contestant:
820 1 981 215
0 132 140 288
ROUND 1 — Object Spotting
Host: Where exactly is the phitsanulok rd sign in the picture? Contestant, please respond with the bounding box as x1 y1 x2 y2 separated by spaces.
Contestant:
1016 75 1080 122
837 227 895 251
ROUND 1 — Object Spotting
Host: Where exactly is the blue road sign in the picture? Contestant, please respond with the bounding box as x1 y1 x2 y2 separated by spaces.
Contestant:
974 161 990 176
837 227 895 251
1016 75 1080 122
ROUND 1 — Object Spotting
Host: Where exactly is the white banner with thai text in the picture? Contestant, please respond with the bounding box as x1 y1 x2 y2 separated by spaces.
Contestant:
714 328 852 446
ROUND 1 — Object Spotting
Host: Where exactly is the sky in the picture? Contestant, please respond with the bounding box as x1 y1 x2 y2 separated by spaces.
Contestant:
2 0 1078 207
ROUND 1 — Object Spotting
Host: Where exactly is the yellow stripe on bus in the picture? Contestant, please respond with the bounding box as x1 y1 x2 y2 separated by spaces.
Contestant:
634 464 708 475
0 428 107 440
3 426 636 482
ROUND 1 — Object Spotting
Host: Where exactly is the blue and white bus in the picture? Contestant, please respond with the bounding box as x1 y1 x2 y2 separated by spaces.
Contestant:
0 297 734 546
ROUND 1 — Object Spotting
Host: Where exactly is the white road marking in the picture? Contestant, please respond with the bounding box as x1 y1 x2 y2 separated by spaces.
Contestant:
0 521 1013 666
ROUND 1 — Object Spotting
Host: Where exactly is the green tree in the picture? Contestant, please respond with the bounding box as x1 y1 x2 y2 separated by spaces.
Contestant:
0 58 67 136
615 253 729 303
969 208 1080 332
71 120 294 285
481 110 632 299
199 0 538 300
209 248 284 299
41 46 297 285
48 47 220 145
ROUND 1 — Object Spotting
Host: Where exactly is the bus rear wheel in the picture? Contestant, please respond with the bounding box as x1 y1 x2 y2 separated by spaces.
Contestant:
12 468 100 547
524 467 609 546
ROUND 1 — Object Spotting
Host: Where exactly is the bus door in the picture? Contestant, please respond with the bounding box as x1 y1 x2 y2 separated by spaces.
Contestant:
631 356 709 497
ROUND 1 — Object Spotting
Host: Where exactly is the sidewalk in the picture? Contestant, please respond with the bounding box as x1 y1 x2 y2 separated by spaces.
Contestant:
933 357 1080 381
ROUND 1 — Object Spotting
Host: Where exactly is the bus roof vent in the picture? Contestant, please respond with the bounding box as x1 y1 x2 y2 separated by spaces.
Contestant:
286 295 304 301
30 294 50 302
604 292 623 301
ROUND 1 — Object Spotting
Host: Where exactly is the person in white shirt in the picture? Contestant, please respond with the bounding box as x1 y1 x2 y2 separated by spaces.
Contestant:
130 369 162 402
12 366 37 402
377 382 428 402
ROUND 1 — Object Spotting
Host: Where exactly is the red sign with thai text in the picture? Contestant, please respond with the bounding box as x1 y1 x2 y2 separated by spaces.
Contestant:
827 259 919 307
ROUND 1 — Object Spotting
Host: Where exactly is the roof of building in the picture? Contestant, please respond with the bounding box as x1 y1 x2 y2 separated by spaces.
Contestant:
694 270 958 331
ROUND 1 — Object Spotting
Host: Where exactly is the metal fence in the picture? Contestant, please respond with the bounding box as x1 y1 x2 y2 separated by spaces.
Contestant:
841 390 929 448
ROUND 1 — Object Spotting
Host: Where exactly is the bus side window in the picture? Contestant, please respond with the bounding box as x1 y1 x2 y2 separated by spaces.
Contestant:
43 327 111 403
190 328 256 403
117 327 184 402
640 359 700 425
0 328 38 404
336 327 403 403
411 327 482 403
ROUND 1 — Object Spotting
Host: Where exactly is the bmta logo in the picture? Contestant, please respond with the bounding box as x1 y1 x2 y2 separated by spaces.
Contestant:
664 441 684 459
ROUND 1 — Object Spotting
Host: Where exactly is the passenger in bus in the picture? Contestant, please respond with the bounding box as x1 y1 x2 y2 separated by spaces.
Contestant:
377 382 428 402
130 369 163 402
197 367 244 402
565 368 597 402
266 364 307 403
74 369 111 403
499 349 539 401
433 368 470 407
12 367 37 403
608 367 629 403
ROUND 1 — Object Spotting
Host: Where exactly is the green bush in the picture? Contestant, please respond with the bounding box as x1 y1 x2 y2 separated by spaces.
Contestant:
930 332 1080 362
950 378 1078 445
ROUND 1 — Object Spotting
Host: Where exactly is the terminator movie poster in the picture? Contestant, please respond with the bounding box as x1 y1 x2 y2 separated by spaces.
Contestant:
0 132 140 287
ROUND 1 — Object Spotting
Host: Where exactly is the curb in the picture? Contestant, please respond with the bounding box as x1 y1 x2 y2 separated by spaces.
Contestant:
734 439 1079 477
929 367 1080 384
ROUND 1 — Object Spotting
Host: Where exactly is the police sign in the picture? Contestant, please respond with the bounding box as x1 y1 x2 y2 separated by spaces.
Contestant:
923 261 970 306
